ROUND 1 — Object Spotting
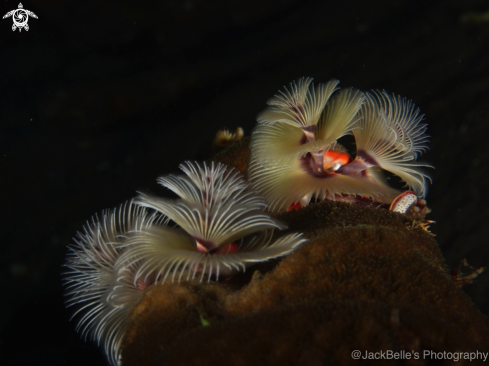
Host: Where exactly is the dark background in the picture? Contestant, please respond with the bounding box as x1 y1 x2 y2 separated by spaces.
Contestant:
1 0 489 364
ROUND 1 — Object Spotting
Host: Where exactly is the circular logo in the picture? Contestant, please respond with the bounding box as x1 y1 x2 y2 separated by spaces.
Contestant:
12 9 28 28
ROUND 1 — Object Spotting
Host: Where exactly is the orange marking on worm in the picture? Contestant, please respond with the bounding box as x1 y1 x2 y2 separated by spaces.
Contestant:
323 150 351 171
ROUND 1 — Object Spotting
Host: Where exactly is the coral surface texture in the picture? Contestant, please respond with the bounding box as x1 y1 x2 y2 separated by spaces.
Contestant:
121 142 489 365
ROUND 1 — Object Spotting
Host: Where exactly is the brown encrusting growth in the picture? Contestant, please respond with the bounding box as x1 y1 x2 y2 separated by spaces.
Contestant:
121 142 489 366
211 136 250 174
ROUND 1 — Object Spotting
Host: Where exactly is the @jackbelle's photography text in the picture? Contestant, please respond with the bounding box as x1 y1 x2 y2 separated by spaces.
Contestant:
351 350 488 362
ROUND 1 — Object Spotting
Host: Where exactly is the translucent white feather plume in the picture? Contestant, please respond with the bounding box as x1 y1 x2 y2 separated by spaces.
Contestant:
258 77 338 128
350 91 433 196
251 80 364 166
136 192 285 250
139 162 289 251
63 201 163 366
248 155 400 212
250 121 339 167
157 161 266 208
117 225 305 284
89 262 146 366
126 161 306 282
314 88 365 143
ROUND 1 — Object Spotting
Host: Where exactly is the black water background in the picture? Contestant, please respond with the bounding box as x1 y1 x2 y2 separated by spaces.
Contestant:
1 0 489 364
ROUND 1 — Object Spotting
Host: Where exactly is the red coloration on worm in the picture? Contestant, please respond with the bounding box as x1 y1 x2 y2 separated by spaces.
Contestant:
215 242 239 255
287 202 302 212
136 277 154 291
196 240 239 254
